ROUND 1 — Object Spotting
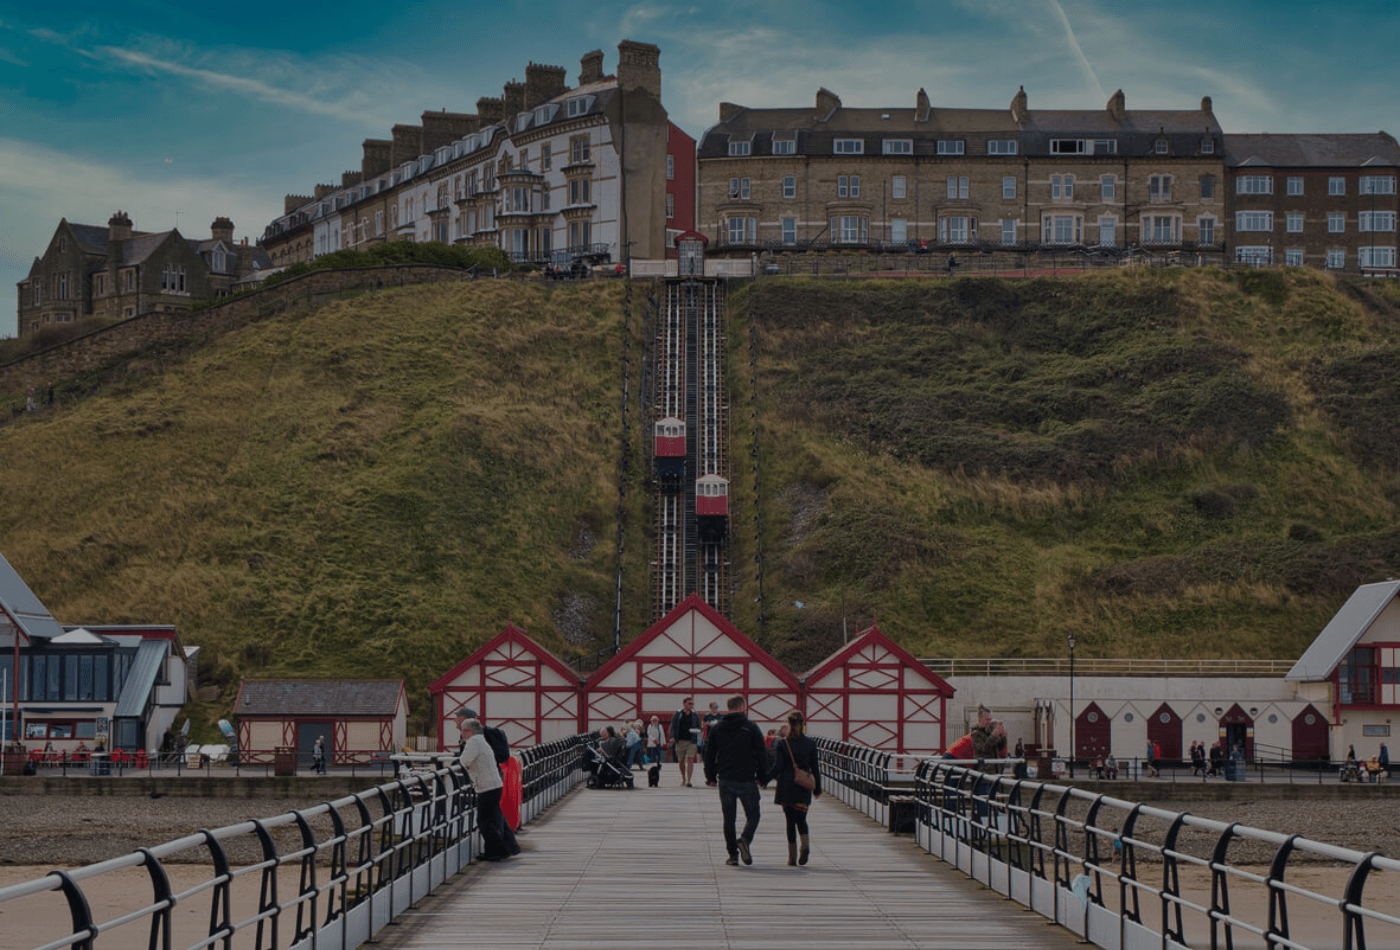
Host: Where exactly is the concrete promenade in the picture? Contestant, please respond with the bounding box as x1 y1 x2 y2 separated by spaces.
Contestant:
373 776 1085 950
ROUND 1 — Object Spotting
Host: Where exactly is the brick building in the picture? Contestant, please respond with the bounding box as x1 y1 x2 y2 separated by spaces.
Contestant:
15 213 269 337
696 86 1226 259
261 41 674 271
1224 134 1400 272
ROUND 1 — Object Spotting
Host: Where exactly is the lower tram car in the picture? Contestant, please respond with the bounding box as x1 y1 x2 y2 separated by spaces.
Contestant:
695 473 729 542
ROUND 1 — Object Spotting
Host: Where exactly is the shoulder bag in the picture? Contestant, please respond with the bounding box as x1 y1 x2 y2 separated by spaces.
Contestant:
786 738 816 791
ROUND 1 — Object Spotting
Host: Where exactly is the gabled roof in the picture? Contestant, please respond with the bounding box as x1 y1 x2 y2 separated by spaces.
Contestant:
1225 133 1400 169
803 623 956 697
586 593 801 690
1286 580 1400 682
0 552 67 641
234 679 407 717
67 222 112 255
429 622 580 694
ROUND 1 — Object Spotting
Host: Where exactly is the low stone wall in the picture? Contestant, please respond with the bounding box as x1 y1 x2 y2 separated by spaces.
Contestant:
1 264 475 401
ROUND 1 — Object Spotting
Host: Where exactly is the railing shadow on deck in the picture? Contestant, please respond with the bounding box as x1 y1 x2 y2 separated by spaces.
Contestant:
814 737 1400 950
0 734 591 950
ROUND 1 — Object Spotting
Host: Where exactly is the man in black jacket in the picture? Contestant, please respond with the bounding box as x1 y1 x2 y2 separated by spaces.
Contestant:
702 694 770 866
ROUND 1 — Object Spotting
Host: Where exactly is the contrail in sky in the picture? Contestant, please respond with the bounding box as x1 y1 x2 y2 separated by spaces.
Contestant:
1048 0 1107 101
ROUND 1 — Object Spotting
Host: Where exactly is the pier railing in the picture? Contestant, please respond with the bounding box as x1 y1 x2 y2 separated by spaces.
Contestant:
815 736 1400 950
0 734 590 950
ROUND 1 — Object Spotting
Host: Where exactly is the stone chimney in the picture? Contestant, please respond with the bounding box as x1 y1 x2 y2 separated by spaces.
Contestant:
1010 86 1029 123
390 124 423 165
313 183 337 199
477 96 504 126
210 217 234 243
503 79 527 116
815 87 841 122
108 210 133 241
284 195 311 215
362 139 392 178
525 61 567 107
579 49 605 85
916 88 931 123
340 171 363 188
422 111 479 150
1201 95 1214 115
719 102 745 123
1107 89 1126 122
616 40 661 99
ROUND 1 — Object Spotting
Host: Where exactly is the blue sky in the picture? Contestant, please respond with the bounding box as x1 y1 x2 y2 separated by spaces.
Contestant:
3 0 1397 338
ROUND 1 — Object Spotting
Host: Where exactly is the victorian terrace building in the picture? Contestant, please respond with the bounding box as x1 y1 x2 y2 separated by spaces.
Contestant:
697 86 1226 259
260 42 677 271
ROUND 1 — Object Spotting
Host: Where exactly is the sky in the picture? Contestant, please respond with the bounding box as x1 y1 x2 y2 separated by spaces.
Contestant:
2 0 1398 338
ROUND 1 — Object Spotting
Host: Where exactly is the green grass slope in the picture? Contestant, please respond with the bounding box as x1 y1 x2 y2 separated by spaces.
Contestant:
2 268 1397 730
723 268 1400 669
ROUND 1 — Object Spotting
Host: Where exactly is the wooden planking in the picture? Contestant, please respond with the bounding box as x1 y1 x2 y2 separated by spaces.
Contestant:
372 775 1085 950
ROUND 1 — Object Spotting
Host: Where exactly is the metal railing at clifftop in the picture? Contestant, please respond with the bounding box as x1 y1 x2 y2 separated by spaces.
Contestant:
0 734 590 950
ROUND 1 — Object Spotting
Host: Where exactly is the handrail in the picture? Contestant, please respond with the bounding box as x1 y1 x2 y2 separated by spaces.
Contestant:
919 656 1295 677
814 735 1400 950
0 733 592 950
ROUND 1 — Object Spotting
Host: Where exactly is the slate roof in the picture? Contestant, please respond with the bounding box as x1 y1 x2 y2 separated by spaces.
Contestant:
1226 133 1400 168
114 638 169 717
68 222 113 254
1286 580 1400 682
235 679 406 717
0 552 67 641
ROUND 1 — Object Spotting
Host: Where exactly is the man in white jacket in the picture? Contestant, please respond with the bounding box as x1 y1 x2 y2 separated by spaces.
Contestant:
458 718 517 861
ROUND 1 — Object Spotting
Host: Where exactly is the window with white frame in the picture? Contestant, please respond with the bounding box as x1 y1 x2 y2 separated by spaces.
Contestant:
1002 176 1016 199
729 140 751 156
740 178 750 199
891 218 907 243
1150 175 1173 200
566 96 591 117
1099 217 1116 247
834 139 864 154
1236 246 1272 265
837 174 859 198
947 176 968 199
570 136 590 163
1094 139 1118 154
834 215 867 243
1236 175 1273 195
988 140 1018 155
666 193 674 218
1100 175 1116 199
1329 177 1346 196
883 139 913 155
772 139 796 155
542 143 551 170
1050 139 1086 155
1360 175 1397 195
1287 176 1303 196
1327 248 1345 268
1201 137 1215 154
1146 216 1178 243
1329 213 1346 233
783 176 796 199
892 176 906 199
1236 211 1273 231
1044 215 1080 244
666 155 674 180
1359 246 1397 268
568 219 591 248
1051 175 1074 199
1200 175 1215 199
1002 218 1018 245
1359 211 1396 232
936 140 964 155
1198 217 1215 245
375 211 383 235
782 217 796 244
1155 138 1169 155
570 178 591 204
727 216 756 244
1285 248 1304 266
940 216 970 243
1287 213 1303 232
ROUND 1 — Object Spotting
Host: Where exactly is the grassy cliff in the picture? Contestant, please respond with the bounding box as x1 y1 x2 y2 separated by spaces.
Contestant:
2 268 1397 727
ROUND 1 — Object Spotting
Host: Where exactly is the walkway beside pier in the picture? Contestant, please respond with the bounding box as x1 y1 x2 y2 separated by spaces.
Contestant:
374 776 1084 950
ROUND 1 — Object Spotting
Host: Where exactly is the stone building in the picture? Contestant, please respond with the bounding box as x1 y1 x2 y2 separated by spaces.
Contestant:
15 213 269 337
1224 133 1400 272
261 41 677 270
696 86 1227 259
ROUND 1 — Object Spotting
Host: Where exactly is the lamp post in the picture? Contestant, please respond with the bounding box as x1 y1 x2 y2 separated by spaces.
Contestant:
1067 633 1077 778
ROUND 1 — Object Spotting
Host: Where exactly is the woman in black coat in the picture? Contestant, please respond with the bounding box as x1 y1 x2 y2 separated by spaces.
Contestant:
770 709 822 866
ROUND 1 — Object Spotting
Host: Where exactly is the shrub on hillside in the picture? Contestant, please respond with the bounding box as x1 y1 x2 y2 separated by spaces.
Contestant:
258 242 511 288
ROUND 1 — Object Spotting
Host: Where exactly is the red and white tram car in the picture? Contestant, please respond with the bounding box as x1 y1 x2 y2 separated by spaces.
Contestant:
654 416 686 485
695 473 728 541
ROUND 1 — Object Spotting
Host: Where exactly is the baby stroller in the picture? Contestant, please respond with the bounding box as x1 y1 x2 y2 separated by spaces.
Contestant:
585 745 634 790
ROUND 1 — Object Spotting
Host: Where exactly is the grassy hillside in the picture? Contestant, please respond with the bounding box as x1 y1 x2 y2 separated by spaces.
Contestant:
722 268 1400 669
2 267 1398 733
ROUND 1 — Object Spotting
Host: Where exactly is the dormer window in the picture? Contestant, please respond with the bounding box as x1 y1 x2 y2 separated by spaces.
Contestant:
728 139 752 156
516 112 532 131
1201 137 1215 154
566 96 594 118
1155 138 1170 155
936 140 964 155
534 103 559 125
772 139 796 155
834 139 864 154
882 139 913 155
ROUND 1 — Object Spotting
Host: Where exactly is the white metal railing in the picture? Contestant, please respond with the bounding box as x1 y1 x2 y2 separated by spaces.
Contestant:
921 656 1294 677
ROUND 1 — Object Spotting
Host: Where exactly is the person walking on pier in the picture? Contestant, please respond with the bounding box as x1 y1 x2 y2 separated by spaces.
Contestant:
703 694 770 866
670 697 702 787
771 709 822 866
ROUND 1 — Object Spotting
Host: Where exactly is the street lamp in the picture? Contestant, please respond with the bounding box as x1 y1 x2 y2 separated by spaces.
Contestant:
1067 633 1077 778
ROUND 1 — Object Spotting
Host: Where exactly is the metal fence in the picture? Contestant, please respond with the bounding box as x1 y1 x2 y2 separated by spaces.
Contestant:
814 737 1400 950
0 733 590 950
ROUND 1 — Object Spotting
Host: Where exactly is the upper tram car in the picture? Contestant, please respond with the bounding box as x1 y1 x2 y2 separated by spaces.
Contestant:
654 416 686 485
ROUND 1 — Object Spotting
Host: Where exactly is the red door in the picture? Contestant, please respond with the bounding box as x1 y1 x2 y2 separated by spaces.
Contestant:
1291 704 1329 762
1147 703 1183 764
1075 702 1111 760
